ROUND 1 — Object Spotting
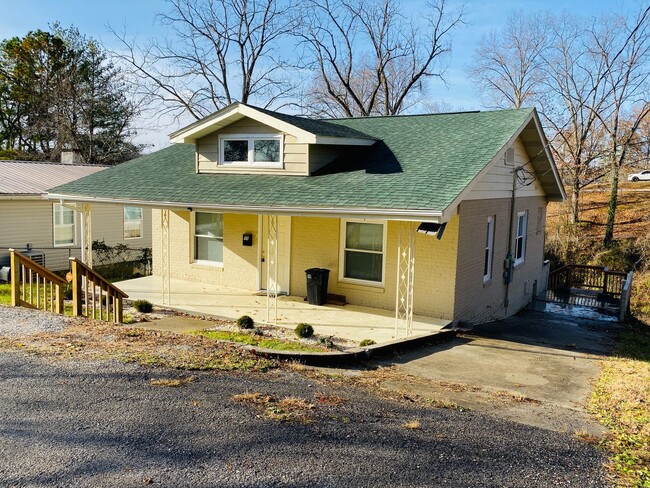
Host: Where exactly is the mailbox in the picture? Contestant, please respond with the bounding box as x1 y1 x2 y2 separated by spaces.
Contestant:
242 233 253 246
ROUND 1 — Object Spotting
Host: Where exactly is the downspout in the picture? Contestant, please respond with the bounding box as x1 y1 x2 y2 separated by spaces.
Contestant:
504 166 523 311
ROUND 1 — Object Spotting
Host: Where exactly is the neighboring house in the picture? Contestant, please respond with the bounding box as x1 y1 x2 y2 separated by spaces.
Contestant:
48 103 564 327
0 160 152 272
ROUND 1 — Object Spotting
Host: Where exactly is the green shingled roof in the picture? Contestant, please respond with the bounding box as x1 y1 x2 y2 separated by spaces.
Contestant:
49 108 535 213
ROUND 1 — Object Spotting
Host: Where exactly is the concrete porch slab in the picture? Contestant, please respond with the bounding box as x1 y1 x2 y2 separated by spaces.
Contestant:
114 275 450 344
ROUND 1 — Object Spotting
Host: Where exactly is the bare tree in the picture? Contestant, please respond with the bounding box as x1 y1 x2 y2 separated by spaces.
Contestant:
595 9 650 246
538 15 614 224
110 0 296 124
468 10 549 109
297 0 465 117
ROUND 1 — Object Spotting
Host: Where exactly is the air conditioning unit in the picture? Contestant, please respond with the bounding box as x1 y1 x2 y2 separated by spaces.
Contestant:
22 249 45 267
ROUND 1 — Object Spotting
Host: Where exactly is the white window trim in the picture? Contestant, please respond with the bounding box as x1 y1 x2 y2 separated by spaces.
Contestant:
514 210 528 266
191 211 224 267
123 206 143 240
53 203 77 247
484 215 495 283
218 133 284 168
338 219 387 287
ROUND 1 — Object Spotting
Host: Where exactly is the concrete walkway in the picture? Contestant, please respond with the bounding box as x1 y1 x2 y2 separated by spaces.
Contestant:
115 275 450 344
372 306 621 435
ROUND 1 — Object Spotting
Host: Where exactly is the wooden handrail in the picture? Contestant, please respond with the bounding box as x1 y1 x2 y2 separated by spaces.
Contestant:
9 249 65 314
9 249 67 286
68 258 128 298
548 264 627 297
69 257 128 323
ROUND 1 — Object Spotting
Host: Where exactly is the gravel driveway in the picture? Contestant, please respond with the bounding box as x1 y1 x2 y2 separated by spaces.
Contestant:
0 307 68 337
0 351 608 487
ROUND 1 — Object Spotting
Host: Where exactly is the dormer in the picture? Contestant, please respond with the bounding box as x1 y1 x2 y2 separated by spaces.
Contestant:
170 103 377 176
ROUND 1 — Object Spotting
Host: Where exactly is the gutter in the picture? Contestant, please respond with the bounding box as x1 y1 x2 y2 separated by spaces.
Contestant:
46 192 446 222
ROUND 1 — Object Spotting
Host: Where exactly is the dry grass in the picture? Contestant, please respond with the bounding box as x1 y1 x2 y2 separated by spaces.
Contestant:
0 319 275 372
232 392 315 423
402 420 421 430
492 390 541 404
150 377 194 387
590 318 650 487
313 392 348 405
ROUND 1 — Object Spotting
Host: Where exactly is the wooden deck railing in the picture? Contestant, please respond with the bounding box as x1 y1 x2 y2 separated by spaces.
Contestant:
68 257 128 323
9 249 66 314
548 264 628 297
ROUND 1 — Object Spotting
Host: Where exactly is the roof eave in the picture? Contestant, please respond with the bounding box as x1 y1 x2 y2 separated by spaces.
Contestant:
46 191 444 222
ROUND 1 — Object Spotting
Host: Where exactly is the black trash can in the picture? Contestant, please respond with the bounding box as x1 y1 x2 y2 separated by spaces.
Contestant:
305 268 330 305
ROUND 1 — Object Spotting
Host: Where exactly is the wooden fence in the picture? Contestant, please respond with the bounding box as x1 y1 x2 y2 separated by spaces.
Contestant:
547 265 628 297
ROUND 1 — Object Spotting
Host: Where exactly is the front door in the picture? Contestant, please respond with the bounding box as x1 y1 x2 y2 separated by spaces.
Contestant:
259 215 291 294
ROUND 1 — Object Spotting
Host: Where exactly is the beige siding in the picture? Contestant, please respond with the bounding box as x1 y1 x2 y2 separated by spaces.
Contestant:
0 200 152 272
465 137 546 200
308 145 346 174
152 210 259 290
452 196 547 325
196 117 309 175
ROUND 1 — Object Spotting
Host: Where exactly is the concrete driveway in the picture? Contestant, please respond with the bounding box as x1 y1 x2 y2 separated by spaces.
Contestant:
375 306 622 435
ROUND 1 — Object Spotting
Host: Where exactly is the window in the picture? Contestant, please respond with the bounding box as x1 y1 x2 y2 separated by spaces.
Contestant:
484 216 495 282
123 206 143 239
340 220 386 284
514 211 528 265
53 204 76 246
219 134 282 167
193 212 223 265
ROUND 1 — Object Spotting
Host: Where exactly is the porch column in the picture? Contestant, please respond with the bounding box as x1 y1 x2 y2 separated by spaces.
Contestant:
80 203 93 267
395 221 417 337
161 208 171 305
266 214 278 324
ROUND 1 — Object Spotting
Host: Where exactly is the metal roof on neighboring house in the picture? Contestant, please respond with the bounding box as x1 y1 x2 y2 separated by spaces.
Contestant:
0 160 107 196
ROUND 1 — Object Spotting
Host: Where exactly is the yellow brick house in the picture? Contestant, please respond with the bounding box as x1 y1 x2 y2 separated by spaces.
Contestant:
48 103 564 338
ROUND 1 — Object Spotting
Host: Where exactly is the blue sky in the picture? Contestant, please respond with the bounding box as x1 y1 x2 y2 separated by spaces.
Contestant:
0 0 641 149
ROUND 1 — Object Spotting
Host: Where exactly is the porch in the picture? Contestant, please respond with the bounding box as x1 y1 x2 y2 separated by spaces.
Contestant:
114 275 451 343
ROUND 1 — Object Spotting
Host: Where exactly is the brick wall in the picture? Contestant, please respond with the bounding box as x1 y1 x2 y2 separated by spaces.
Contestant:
453 196 547 324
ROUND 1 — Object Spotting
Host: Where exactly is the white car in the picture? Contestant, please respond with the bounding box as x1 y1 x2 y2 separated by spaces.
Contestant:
628 170 650 182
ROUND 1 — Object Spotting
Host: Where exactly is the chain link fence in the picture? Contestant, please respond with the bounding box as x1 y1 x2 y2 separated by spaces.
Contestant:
0 242 152 282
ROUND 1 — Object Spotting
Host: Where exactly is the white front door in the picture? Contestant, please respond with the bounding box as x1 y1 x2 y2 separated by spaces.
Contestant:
259 215 291 294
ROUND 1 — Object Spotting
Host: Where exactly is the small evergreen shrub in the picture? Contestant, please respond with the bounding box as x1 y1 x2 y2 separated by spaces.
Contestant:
359 339 376 347
295 323 314 338
237 315 255 329
133 299 153 313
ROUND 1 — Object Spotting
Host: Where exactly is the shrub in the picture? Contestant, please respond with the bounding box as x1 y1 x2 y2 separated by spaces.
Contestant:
359 339 376 347
237 315 255 329
133 299 153 313
295 323 314 338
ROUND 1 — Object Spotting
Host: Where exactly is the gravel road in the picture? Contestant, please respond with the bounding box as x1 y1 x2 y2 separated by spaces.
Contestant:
0 351 608 487
0 307 68 337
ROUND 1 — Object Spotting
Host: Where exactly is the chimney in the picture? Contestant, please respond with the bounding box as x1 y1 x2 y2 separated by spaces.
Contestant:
61 149 83 165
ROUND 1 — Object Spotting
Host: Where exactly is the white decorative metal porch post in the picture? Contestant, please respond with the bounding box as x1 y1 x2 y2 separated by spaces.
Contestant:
81 203 93 267
395 221 416 337
161 209 171 305
266 214 279 324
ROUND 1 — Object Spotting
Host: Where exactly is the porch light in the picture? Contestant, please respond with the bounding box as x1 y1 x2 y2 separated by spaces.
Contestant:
417 222 446 239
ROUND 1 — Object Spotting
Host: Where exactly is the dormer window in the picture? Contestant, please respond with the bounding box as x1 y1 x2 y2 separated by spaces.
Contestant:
219 134 283 167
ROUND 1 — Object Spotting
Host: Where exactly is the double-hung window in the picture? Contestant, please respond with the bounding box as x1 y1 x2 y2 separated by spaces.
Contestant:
219 134 282 167
484 216 495 282
123 206 143 239
340 220 386 285
193 212 224 265
53 204 75 246
514 210 528 265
